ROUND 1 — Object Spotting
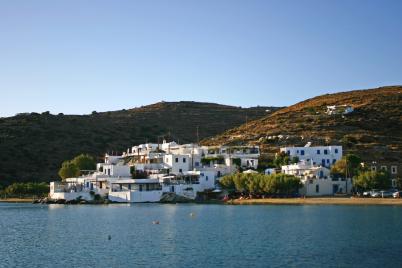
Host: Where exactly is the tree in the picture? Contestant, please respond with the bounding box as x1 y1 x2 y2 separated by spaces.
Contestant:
353 171 391 190
72 154 96 171
58 161 80 180
273 152 291 168
331 154 362 178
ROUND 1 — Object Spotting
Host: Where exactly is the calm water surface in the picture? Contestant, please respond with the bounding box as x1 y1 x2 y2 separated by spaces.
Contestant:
0 203 401 268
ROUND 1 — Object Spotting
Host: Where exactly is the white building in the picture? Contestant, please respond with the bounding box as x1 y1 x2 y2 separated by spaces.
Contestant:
280 145 342 168
282 161 351 196
50 141 258 203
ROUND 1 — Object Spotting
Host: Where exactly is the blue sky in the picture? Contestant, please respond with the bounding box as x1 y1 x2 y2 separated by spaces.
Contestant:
1 0 401 117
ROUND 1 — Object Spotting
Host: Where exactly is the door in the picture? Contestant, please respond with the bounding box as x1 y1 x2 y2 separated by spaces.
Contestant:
333 184 339 194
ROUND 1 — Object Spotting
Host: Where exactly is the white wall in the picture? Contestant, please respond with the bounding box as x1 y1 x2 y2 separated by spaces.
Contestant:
280 146 342 167
300 178 352 196
102 164 131 177
164 154 191 174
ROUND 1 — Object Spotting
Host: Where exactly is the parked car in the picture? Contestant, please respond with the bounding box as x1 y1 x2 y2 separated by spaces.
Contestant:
380 190 394 198
393 191 402 198
362 191 371 197
370 190 381 198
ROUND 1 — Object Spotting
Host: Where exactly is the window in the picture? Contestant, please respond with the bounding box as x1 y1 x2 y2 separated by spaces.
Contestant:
332 159 337 164
335 148 339 154
179 169 182 173
391 166 398 174
322 159 326 166
317 150 320 155
371 166 377 172
287 150 290 155
175 158 179 163
316 185 319 193
183 158 186 163
195 162 199 167
296 150 299 154
324 149 328 155
301 150 305 156
381 166 387 171
326 159 330 164
206 176 208 181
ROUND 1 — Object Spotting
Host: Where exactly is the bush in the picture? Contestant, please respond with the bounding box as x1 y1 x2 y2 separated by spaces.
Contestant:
201 156 224 166
2 182 49 197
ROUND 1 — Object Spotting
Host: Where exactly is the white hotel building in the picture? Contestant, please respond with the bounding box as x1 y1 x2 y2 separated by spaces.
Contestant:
280 145 342 168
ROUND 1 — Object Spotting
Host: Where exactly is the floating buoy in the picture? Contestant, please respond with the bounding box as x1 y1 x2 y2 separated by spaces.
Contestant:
190 212 195 217
108 235 112 240
152 220 160 225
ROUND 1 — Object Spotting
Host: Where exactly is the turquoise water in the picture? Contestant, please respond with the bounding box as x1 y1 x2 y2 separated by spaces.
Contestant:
1 203 402 268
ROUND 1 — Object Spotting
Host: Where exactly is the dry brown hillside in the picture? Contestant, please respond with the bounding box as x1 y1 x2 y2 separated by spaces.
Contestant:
203 86 402 162
0 101 279 186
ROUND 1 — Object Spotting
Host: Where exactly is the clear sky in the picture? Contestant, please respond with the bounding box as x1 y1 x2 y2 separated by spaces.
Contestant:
1 0 401 117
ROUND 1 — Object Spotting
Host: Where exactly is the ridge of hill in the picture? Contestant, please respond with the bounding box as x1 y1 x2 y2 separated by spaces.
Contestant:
203 86 402 163
0 101 279 186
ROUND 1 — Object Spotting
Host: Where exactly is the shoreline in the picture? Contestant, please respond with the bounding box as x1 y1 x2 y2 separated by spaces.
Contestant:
227 197 402 206
2 197 402 206
0 198 35 203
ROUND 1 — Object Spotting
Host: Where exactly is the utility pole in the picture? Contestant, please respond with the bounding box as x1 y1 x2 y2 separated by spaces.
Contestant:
196 126 199 145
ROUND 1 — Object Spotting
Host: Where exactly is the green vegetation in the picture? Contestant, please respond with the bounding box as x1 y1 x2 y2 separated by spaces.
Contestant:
231 158 241 167
220 173 301 195
256 155 275 171
58 154 96 180
331 154 362 178
72 154 96 171
201 156 224 165
0 182 49 198
353 171 391 190
273 152 298 168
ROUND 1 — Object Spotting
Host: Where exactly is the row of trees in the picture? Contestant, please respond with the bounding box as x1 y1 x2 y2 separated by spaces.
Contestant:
1 182 49 197
354 171 393 190
331 154 394 190
58 154 96 180
220 173 301 195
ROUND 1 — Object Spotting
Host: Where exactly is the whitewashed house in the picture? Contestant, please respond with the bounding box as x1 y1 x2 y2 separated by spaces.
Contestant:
280 144 342 168
281 160 351 196
50 141 259 202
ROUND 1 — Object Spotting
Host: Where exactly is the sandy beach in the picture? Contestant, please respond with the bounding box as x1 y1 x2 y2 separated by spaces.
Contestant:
228 197 402 206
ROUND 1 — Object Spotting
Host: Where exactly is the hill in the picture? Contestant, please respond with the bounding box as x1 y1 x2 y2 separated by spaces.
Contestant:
203 86 402 163
0 101 279 186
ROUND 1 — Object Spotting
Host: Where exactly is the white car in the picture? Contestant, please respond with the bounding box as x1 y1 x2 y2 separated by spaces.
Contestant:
393 191 402 198
370 190 381 198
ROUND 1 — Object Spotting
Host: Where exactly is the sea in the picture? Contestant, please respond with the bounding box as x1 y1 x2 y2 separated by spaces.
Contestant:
0 203 401 267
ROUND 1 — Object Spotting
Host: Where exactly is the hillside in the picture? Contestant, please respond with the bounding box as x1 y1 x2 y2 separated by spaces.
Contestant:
0 102 279 186
203 86 402 163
